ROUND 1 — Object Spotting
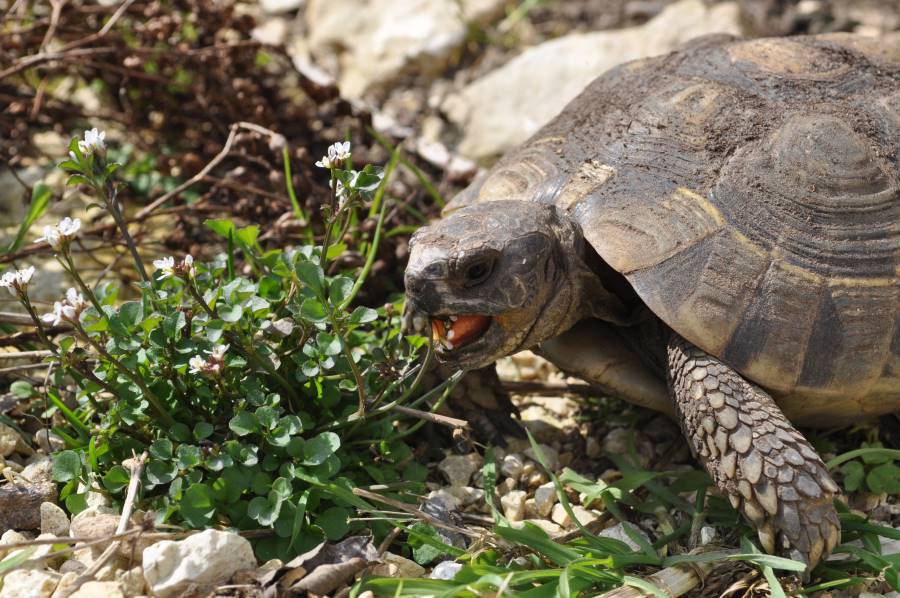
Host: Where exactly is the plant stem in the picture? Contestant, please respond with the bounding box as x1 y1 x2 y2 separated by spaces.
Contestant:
18 295 58 355
100 182 149 283
59 254 105 317
78 327 176 428
339 186 391 312
329 314 367 417
320 170 339 267
282 147 309 234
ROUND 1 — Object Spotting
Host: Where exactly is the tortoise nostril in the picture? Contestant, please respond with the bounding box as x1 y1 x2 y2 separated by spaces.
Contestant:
405 272 426 295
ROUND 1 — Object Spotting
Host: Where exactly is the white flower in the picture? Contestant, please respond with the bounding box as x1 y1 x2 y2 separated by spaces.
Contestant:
207 344 228 362
153 256 176 279
37 217 81 251
65 287 86 311
42 302 65 325
315 141 352 169
59 217 81 237
17 266 35 285
182 254 196 277
154 255 194 279
0 272 17 295
77 128 106 157
41 287 86 325
0 266 36 295
188 355 207 374
190 347 224 376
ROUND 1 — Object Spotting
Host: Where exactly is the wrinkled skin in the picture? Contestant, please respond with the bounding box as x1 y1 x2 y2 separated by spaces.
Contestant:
404 201 604 369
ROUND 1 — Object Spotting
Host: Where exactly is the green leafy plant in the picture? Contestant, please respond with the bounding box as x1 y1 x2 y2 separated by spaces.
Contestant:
3 132 440 561
830 443 900 495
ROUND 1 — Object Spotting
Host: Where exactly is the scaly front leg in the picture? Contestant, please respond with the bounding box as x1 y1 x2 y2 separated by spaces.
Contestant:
667 334 841 571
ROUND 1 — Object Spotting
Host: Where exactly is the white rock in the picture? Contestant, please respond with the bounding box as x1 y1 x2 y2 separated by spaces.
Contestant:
429 560 463 580
551 504 599 528
0 569 59 598
443 486 484 507
0 422 21 457
510 519 561 535
425 489 462 511
301 0 507 98
497 477 517 497
524 444 560 472
533 482 557 518
500 490 527 522
21 456 54 484
51 571 79 598
0 529 26 559
500 454 525 479
442 0 743 160
69 581 124 598
700 525 717 545
34 430 64 453
40 502 70 536
260 0 303 14
142 530 256 598
599 523 651 552
252 18 290 46
437 453 482 487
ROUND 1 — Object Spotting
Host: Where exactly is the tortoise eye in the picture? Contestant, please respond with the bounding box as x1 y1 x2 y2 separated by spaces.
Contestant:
463 259 493 287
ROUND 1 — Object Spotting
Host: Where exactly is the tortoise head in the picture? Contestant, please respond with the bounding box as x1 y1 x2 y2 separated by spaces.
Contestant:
404 200 590 369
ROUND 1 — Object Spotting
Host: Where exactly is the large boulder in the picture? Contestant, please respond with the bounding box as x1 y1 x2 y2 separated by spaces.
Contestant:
441 0 743 161
297 0 507 98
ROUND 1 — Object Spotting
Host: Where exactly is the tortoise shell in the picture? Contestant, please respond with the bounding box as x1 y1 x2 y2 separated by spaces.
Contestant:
446 34 900 425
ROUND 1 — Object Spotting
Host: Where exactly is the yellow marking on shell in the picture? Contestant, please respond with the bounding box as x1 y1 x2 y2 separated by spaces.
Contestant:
670 188 726 226
727 38 849 78
728 228 770 260
827 275 900 288
532 135 567 148
597 187 726 274
731 225 898 287
556 161 616 210
769 248 824 284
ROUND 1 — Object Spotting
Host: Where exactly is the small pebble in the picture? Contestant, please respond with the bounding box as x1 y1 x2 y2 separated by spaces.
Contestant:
429 561 463 580
500 490 527 522
40 501 70 536
437 453 483 487
700 526 717 545
533 482 557 518
500 454 525 479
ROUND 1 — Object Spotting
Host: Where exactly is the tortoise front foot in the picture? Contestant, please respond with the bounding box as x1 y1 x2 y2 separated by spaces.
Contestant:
667 335 841 572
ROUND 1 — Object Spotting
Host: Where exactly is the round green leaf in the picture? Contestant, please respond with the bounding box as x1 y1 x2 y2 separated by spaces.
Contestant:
303 432 340 466
317 506 350 540
229 412 258 437
52 451 82 483
218 303 244 323
193 422 214 441
176 444 202 469
181 484 215 527
149 439 173 460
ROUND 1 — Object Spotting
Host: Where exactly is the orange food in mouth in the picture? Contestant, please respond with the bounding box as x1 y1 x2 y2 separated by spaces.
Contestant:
431 315 491 350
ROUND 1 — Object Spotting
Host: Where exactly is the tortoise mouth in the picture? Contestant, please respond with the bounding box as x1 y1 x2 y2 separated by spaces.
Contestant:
430 314 493 356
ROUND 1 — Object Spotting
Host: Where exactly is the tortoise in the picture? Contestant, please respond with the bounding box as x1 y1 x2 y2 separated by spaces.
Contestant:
404 33 900 570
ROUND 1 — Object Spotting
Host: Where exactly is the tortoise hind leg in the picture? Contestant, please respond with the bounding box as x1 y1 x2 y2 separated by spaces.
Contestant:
666 334 841 571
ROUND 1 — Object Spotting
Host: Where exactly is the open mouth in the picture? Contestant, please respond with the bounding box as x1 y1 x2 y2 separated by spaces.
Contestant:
431 314 492 352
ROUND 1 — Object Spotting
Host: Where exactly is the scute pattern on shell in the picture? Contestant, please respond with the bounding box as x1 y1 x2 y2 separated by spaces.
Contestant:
447 34 900 424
